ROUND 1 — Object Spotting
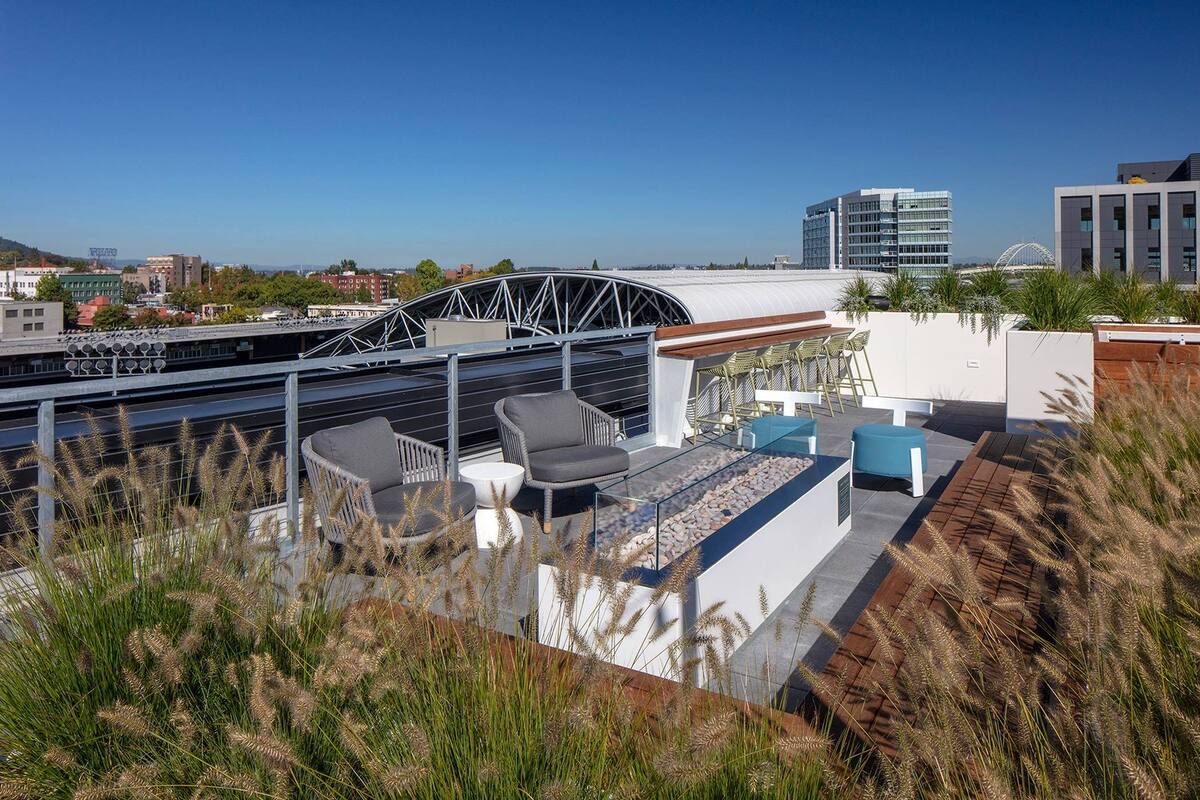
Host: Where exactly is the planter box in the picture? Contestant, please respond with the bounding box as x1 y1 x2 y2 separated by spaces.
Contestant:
1005 329 1094 435
536 448 852 682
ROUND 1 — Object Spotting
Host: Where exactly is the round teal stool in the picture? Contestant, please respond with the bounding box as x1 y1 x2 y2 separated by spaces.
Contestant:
749 414 818 454
851 424 927 496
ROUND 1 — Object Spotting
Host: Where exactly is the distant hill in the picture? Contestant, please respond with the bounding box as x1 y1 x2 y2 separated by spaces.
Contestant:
0 237 71 263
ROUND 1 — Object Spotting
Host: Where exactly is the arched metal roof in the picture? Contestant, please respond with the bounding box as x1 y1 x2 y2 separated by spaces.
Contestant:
302 269 866 358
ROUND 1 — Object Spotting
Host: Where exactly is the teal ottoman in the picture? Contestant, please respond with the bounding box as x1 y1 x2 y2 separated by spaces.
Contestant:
749 414 818 454
851 424 927 496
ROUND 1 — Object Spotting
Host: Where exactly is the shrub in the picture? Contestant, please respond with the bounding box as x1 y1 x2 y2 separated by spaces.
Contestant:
1012 268 1100 331
927 269 970 310
835 276 873 321
1106 273 1157 323
879 272 921 312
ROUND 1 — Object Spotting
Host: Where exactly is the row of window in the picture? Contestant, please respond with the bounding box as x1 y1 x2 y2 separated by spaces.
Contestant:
21 322 45 332
1080 204 1197 232
1079 246 1198 271
4 307 46 318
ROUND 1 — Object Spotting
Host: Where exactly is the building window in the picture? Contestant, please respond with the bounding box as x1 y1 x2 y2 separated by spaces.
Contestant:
22 323 32 332
1081 248 1093 269
33 322 43 331
1185 204 1197 230
1149 204 1160 230
1114 248 1126 272
22 308 32 317
33 307 43 317
1112 206 1125 231
1080 207 1092 232
1148 247 1161 269
1186 247 1198 272
4 309 15 318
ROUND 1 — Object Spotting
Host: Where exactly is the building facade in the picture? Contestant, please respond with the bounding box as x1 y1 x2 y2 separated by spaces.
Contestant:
0 266 63 298
802 188 952 272
59 272 123 304
1055 153 1199 281
146 254 203 289
312 272 387 303
122 266 167 295
0 301 64 340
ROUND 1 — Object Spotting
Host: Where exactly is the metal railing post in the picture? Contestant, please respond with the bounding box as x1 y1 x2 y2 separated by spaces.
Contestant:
646 331 656 438
37 399 54 557
447 353 459 479
284 372 299 536
561 340 572 390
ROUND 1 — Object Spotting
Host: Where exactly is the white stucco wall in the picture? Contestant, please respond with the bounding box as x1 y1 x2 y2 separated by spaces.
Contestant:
826 311 1019 403
1005 330 1094 434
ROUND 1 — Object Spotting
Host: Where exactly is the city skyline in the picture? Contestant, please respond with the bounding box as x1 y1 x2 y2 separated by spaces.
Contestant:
2 0 1197 267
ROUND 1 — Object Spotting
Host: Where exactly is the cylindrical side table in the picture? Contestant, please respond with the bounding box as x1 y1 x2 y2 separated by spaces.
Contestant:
459 462 525 548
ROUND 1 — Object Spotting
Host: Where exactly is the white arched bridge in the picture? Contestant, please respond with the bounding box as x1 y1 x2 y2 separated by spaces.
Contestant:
993 242 1055 270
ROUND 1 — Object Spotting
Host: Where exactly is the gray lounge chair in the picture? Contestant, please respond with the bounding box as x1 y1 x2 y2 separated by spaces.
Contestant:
495 390 630 533
301 416 475 554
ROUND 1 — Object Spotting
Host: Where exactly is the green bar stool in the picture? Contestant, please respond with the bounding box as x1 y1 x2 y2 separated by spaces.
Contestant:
728 350 764 423
691 352 738 443
792 338 833 416
755 343 795 394
846 330 877 397
821 333 854 412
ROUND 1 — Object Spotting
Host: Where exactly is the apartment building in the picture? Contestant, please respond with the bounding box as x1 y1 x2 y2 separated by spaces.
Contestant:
0 266 63 298
122 266 167 295
802 188 952 272
1055 153 1199 281
312 272 387 303
146 254 203 289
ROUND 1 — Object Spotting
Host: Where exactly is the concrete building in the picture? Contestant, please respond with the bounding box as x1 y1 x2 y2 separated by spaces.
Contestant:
444 263 475 282
312 272 387 303
0 266 63 298
0 301 64 340
122 266 167 295
1056 154 1199 282
146 254 203 289
802 188 952 272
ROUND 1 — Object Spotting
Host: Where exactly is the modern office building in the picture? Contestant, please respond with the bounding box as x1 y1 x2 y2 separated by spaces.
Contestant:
146 254 203 288
1055 153 1199 281
802 188 952 272
58 272 123 304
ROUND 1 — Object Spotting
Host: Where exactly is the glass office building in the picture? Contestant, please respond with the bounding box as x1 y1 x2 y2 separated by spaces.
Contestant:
802 188 952 273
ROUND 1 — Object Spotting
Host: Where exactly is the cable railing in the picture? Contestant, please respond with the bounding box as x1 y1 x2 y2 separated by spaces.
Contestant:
0 325 657 559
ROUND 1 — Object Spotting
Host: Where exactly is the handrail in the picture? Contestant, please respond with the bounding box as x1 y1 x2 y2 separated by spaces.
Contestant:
0 325 657 405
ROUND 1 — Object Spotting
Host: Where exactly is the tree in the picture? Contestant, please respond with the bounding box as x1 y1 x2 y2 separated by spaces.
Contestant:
132 307 168 328
167 286 206 313
414 259 444 294
491 258 515 275
591 259 600 271
326 259 357 274
354 286 373 303
34 274 78 326
122 281 146 304
390 273 422 302
91 304 133 331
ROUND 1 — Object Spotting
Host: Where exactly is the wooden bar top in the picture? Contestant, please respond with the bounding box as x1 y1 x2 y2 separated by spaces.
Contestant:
658 324 853 359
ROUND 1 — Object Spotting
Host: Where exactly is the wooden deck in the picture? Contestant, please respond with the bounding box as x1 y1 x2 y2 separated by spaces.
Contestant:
805 431 1059 758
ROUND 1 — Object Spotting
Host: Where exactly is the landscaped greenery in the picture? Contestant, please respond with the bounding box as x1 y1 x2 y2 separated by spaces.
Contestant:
838 267 1200 332
1 371 1198 798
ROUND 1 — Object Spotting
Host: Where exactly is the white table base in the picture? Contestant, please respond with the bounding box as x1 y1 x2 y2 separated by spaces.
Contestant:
476 506 523 549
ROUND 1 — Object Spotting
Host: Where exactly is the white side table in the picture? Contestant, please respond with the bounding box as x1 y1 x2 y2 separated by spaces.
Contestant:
459 462 525 548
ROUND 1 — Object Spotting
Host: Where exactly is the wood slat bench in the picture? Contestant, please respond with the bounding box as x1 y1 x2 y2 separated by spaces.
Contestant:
804 431 1059 758
659 324 854 359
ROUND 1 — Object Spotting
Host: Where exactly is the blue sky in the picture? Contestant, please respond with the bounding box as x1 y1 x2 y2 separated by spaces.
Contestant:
1 0 1196 268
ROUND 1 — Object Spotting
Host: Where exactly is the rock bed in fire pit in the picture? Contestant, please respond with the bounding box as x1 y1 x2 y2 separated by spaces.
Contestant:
595 449 813 569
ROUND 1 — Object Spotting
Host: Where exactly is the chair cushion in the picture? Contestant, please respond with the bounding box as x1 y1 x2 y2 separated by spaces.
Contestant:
852 424 927 478
372 480 475 537
527 445 629 484
502 391 585 452
309 417 403 493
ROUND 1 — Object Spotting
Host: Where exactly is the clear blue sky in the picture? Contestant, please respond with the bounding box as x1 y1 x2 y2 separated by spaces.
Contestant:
2 0 1196 268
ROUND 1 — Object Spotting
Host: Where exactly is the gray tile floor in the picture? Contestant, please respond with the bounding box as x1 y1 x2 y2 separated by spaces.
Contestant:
503 399 1005 706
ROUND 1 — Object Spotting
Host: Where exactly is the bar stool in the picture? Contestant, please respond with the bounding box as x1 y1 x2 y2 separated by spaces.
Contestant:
691 351 758 442
692 353 737 443
846 330 877 397
821 333 855 412
792 338 833 416
755 344 795 393
728 350 765 423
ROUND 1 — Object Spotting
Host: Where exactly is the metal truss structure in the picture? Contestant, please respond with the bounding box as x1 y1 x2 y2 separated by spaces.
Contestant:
994 242 1055 270
302 271 692 358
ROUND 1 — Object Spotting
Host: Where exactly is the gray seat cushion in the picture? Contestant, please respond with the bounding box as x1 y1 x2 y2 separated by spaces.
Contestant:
527 445 629 484
309 417 402 493
502 391 585 452
372 480 475 537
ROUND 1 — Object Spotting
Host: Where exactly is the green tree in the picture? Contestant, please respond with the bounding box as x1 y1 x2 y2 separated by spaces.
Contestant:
354 286 373 303
166 286 206 313
91 304 133 331
34 274 78 327
591 259 600 271
414 259 444 294
390 273 422 302
122 281 146 305
491 258 515 275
